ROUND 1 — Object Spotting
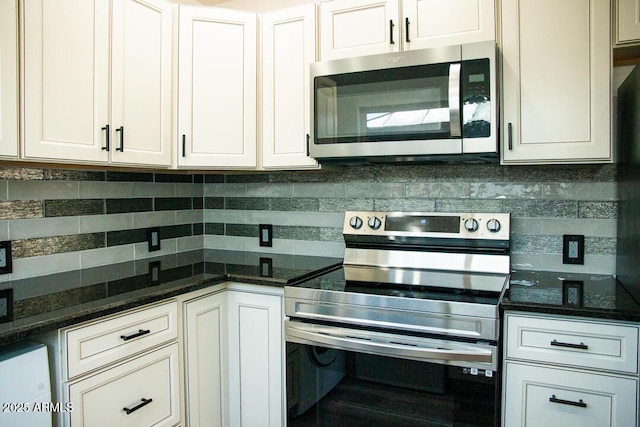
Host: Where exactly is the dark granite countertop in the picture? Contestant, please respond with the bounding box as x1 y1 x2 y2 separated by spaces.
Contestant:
503 270 640 322
0 250 342 346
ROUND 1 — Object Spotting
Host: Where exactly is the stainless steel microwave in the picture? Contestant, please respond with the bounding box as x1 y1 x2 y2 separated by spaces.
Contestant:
309 41 497 164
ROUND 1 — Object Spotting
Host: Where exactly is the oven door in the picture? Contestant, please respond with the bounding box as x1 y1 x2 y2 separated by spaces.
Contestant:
285 319 499 426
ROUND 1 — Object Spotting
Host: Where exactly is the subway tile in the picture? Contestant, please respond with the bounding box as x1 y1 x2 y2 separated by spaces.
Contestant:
78 181 134 199
193 223 204 235
12 252 81 279
470 182 541 199
46 288 83 311
155 173 193 183
205 183 246 197
162 224 193 239
511 234 561 255
246 183 294 197
80 245 135 269
133 182 176 198
225 174 269 184
0 181 7 200
318 198 374 212
0 167 45 180
271 198 319 212
293 211 344 228
204 197 224 209
225 197 269 210
192 197 204 210
0 220 8 240
434 199 504 213
10 217 79 239
12 238 44 258
373 199 436 212
0 200 43 219
176 209 203 225
155 197 192 211
578 201 617 219
193 174 204 184
107 171 154 182
319 227 343 242
45 233 106 255
132 211 176 228
205 235 248 251
511 253 542 272
406 182 469 198
204 209 246 224
205 223 225 235
346 182 405 199
106 198 153 214
8 180 78 200
134 239 177 259
246 210 294 225
292 240 344 258
504 164 616 183
79 213 134 233
435 164 504 182
107 229 147 247
204 174 224 183
585 237 617 255
538 218 617 238
44 170 105 181
542 182 617 201
176 182 203 197
293 183 346 198
226 224 258 237
502 200 577 218
539 254 616 275
13 296 46 319
178 235 204 252
44 199 105 217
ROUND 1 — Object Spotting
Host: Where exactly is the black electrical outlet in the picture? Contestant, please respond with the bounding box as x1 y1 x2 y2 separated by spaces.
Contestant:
259 224 273 247
562 280 583 307
0 241 12 274
260 257 273 278
148 261 162 285
562 235 584 265
148 228 161 252
0 288 13 323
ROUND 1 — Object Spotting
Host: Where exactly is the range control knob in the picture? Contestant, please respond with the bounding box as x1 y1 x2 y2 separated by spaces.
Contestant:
487 219 502 233
349 216 363 230
464 218 479 232
368 216 382 230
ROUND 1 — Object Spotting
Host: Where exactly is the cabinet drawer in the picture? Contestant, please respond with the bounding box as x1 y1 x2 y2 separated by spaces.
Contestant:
506 313 639 374
67 343 180 427
64 301 178 379
503 362 638 427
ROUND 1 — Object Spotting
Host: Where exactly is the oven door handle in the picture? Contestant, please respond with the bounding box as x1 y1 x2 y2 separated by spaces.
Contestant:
286 321 494 365
448 63 462 138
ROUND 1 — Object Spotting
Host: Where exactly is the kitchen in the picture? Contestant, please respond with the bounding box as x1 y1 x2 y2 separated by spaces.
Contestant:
0 0 637 426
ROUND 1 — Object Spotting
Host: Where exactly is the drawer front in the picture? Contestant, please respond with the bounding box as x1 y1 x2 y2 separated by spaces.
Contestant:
65 301 178 379
503 362 638 427
506 313 639 374
67 343 180 427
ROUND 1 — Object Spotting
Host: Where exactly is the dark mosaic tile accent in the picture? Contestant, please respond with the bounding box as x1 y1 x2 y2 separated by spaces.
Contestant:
435 199 505 213
192 197 204 210
435 164 505 182
193 223 204 235
44 170 105 181
271 198 320 212
318 198 375 212
503 200 578 218
155 197 192 211
81 283 108 302
155 173 194 183
0 167 45 180
363 164 441 183
373 199 436 212
511 234 561 254
194 175 204 184
225 197 269 210
226 224 258 237
586 237 617 255
45 233 105 255
579 201 618 219
46 288 82 311
107 171 154 182
44 199 105 217
13 296 45 319
274 225 319 241
319 227 343 242
205 197 224 209
193 261 206 275
107 229 147 246
106 198 153 214
0 200 43 219
205 174 225 183
503 164 616 183
162 224 193 239
205 223 225 235
12 238 44 258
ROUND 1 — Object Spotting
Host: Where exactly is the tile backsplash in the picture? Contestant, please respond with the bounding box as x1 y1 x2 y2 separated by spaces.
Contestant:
0 162 617 281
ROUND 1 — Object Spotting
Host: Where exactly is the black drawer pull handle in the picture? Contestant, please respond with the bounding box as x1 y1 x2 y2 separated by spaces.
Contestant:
101 124 110 151
549 394 587 408
123 398 153 415
389 20 395 45
115 126 124 151
405 17 410 42
550 339 588 350
507 122 513 150
120 329 151 341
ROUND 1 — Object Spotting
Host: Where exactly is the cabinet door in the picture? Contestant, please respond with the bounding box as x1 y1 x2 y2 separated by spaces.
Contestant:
67 343 181 427
228 290 283 427
0 0 18 158
184 292 227 427
617 0 640 44
319 0 400 60
501 0 611 164
110 0 172 167
503 362 638 427
261 5 318 170
22 0 110 163
177 6 257 168
402 0 495 50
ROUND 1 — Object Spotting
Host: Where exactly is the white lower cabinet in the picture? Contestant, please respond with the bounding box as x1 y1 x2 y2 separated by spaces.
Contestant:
183 290 227 427
502 312 639 427
227 288 283 427
66 343 181 427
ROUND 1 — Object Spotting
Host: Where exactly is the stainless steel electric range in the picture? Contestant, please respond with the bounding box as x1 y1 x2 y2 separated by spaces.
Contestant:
284 211 510 427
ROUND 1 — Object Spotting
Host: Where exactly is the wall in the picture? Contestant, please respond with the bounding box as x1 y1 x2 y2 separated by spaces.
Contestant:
0 162 617 282
204 163 617 275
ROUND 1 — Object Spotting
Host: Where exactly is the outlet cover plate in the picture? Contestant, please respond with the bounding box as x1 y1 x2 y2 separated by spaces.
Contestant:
259 224 273 247
0 241 12 274
562 235 584 265
148 228 161 252
0 288 13 323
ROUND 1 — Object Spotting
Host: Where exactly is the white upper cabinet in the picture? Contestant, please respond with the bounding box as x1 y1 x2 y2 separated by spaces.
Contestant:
261 4 318 169
403 0 495 50
22 0 172 167
0 0 18 158
319 0 496 60
319 0 400 60
616 0 640 44
500 0 612 164
176 5 257 168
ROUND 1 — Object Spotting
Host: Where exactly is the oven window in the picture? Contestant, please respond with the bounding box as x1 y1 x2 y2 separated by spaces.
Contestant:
314 63 455 144
287 343 497 426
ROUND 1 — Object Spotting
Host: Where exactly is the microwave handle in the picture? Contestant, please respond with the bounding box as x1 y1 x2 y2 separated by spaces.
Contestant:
448 63 462 138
